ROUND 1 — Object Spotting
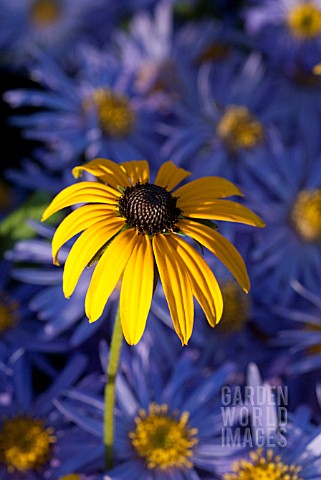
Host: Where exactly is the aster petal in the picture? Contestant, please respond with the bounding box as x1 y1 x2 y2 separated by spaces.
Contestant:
41 182 120 221
72 158 132 189
153 234 194 345
52 204 117 265
120 160 150 184
120 234 154 345
168 235 223 327
175 177 243 208
182 200 265 227
155 161 191 192
63 217 124 298
180 219 250 293
85 229 138 323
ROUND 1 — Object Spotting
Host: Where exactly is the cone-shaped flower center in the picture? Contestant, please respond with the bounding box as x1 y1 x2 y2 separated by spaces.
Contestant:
224 449 302 480
217 282 250 334
129 403 198 470
0 298 19 335
217 106 264 151
118 182 182 235
31 0 61 25
287 2 321 39
291 189 321 242
0 416 56 472
88 88 135 137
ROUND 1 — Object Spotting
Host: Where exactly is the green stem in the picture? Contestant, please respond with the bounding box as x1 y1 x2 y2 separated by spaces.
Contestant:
104 304 123 470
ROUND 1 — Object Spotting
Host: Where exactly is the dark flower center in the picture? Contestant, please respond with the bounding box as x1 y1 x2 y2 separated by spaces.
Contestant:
118 182 182 235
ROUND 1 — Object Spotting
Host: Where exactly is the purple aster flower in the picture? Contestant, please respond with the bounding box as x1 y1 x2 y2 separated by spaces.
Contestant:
243 0 321 69
216 363 321 479
4 45 163 169
160 53 281 184
54 344 237 478
0 259 69 366
0 353 101 479
273 281 321 375
242 142 321 303
0 0 119 66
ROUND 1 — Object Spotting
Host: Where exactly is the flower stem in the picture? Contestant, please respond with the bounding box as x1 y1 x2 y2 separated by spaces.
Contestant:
104 304 123 470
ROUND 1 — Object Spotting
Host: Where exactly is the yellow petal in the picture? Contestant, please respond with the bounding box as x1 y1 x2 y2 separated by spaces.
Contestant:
168 235 223 327
72 158 131 189
180 219 250 293
63 217 124 298
42 182 120 221
52 204 117 265
120 160 150 184
175 177 243 210
85 229 138 323
152 234 194 345
120 234 154 345
155 161 191 192
182 200 265 227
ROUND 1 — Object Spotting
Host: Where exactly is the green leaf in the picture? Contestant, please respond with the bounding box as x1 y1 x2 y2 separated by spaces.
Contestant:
0 191 58 257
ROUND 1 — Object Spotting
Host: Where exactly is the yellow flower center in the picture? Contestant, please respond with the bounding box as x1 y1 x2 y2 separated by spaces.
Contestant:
216 106 264 151
217 282 250 334
86 88 136 138
0 299 19 334
197 42 231 63
224 448 302 480
129 403 199 470
30 0 61 25
287 2 321 39
58 475 81 480
303 322 321 355
291 189 321 242
0 416 56 473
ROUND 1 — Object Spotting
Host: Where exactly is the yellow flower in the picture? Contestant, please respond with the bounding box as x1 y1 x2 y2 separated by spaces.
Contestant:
42 159 264 345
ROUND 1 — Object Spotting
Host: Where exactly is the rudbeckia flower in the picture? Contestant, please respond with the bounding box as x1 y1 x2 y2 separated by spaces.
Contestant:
41 159 264 345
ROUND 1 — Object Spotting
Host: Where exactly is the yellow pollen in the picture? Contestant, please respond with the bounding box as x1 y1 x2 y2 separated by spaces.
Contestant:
58 475 81 480
30 0 61 25
0 416 56 473
291 189 321 242
197 42 231 63
86 88 135 138
216 105 264 151
217 282 250 334
303 322 321 355
0 298 19 335
224 448 303 480
129 403 199 470
287 2 321 39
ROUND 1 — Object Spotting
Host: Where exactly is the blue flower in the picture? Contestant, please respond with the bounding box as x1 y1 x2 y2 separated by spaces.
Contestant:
0 353 100 479
243 0 321 69
0 0 118 65
160 53 281 184
217 363 321 479
0 259 70 364
273 280 321 374
4 45 163 168
54 345 236 478
242 142 321 303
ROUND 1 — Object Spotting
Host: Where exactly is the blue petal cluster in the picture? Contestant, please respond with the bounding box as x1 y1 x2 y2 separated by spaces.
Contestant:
1 0 321 478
